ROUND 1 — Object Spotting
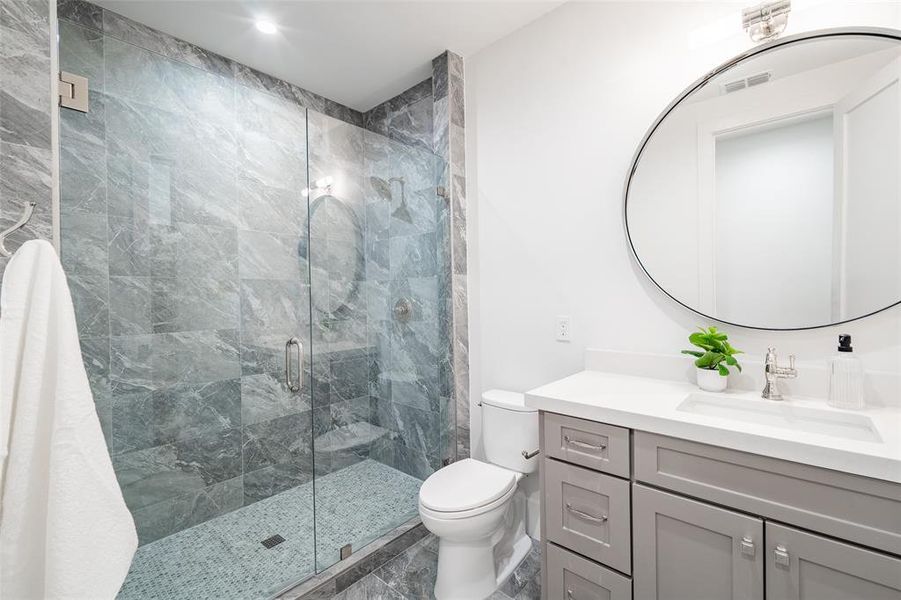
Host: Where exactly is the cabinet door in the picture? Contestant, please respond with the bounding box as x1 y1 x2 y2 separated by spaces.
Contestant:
766 522 901 600
633 484 763 600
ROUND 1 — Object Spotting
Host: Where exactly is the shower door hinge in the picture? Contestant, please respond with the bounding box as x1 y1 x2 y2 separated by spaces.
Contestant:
59 71 89 113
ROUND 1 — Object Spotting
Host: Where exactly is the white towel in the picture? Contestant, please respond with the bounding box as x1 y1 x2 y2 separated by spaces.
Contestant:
0 240 137 600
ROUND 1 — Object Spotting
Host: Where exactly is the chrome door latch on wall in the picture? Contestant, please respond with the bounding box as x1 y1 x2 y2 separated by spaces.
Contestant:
59 71 89 113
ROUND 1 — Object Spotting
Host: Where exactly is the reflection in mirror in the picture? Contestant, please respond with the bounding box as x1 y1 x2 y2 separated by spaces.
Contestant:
627 32 901 329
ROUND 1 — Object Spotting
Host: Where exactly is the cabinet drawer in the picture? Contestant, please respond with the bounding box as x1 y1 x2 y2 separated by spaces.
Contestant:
543 412 630 477
546 542 632 600
634 431 901 555
545 458 631 574
766 522 901 600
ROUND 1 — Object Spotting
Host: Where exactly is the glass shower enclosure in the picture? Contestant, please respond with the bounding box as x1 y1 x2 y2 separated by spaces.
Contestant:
58 12 448 599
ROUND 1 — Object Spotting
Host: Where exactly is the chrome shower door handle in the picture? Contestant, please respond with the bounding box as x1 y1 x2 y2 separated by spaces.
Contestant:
285 337 302 393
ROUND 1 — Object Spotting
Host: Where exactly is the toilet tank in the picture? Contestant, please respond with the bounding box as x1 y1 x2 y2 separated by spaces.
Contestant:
481 390 539 474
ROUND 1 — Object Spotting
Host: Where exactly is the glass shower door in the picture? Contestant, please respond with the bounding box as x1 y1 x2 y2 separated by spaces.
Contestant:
57 15 318 599
306 110 448 571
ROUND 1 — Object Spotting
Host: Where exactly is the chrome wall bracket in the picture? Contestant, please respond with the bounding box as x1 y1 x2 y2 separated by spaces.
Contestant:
59 71 89 113
743 0 791 43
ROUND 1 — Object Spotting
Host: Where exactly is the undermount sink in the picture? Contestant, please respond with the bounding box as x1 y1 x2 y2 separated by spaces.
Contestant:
676 393 882 443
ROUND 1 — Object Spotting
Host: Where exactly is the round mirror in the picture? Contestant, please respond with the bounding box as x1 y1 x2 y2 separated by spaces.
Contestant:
625 29 901 330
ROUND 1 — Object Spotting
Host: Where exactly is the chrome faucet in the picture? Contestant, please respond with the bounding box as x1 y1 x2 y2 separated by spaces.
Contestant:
762 347 797 400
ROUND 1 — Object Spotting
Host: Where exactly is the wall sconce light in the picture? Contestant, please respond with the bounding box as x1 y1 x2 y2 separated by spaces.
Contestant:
743 0 791 43
302 176 333 197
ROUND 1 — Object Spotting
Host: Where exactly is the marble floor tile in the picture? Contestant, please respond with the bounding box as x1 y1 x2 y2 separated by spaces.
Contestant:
335 534 543 600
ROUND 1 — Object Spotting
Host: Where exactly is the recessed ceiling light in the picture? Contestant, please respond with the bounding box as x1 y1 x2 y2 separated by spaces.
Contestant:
255 19 277 34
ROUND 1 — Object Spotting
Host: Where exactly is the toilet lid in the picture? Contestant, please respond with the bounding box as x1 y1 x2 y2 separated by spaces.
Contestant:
419 459 517 513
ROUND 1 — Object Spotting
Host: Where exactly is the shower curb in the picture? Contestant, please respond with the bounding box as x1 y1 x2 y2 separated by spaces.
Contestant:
275 517 427 599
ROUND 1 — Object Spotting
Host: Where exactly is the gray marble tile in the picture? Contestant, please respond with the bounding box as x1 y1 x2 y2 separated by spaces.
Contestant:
59 210 108 278
104 35 234 123
0 0 52 151
432 53 448 102
130 475 243 545
150 222 238 281
111 389 156 454
449 75 465 129
242 411 314 473
242 371 310 426
80 335 112 444
59 136 107 215
371 399 439 458
108 215 151 276
0 142 53 247
60 87 106 149
330 354 370 403
333 575 404 600
109 275 152 335
237 85 306 152
155 379 241 443
242 461 312 506
114 427 242 513
68 272 110 338
240 278 306 333
58 0 104 31
151 276 240 333
389 232 437 279
372 538 439 600
152 329 241 388
313 397 371 475
59 18 104 89
370 436 435 482
113 379 241 454
238 229 306 281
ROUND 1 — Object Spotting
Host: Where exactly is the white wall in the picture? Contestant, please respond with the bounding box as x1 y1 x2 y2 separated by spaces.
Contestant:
466 1 901 462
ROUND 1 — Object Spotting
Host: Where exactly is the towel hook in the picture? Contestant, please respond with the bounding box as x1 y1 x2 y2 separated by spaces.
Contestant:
0 202 36 258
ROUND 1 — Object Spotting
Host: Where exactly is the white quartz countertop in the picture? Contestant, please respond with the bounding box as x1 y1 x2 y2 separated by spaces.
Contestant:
525 370 901 484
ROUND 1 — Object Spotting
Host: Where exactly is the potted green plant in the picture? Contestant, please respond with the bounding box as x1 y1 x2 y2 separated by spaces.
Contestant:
682 326 743 392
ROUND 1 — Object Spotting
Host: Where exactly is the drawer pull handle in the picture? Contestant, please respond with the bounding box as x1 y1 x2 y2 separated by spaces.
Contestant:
564 436 607 452
566 503 608 524
740 536 755 557
774 545 790 568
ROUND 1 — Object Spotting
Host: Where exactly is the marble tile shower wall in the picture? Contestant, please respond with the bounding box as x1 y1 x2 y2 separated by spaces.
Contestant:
58 1 450 545
57 13 320 544
0 0 53 280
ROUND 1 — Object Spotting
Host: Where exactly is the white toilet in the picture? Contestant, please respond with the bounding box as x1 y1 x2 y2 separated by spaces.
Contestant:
419 390 538 600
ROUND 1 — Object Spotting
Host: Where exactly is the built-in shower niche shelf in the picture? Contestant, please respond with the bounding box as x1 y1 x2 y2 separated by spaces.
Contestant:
315 423 389 453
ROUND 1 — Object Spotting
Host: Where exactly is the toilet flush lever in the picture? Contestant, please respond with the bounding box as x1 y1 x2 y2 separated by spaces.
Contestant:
522 448 540 460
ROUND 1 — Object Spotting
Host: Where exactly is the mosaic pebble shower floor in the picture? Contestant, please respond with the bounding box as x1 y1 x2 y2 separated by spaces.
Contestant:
118 460 422 600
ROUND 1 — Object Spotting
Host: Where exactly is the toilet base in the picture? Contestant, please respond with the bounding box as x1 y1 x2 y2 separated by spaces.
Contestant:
434 536 497 600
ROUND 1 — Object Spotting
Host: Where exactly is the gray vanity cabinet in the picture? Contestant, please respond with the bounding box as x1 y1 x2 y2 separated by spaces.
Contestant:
766 523 901 600
539 411 901 600
632 484 764 600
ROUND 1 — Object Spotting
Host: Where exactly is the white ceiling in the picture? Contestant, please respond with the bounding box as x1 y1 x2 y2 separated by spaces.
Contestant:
95 1 563 112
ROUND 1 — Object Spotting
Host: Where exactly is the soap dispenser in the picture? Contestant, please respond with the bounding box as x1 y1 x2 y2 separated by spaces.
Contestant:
827 334 865 410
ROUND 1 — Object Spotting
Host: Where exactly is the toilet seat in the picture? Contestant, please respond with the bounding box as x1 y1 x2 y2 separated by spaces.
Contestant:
419 459 517 516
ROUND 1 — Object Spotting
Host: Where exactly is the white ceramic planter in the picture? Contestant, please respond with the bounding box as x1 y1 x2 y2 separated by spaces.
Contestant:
696 367 727 392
